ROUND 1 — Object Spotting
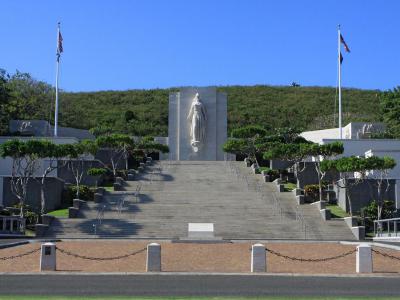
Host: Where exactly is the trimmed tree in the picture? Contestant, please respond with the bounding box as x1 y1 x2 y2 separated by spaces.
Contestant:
95 134 134 176
223 125 268 167
263 142 311 174
320 155 391 216
135 136 169 159
363 156 396 220
303 142 344 202
64 140 98 199
0 139 43 226
36 141 72 216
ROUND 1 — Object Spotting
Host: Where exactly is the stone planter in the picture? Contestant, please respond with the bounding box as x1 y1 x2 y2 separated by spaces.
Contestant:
94 193 103 203
68 207 79 218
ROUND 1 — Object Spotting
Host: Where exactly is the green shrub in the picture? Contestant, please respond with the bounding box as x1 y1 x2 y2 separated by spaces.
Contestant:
11 204 38 225
87 167 108 177
361 200 395 221
63 185 95 205
304 183 327 202
116 169 128 179
361 200 396 232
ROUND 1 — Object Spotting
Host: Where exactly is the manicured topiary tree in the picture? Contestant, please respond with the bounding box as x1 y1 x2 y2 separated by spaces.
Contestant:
87 167 108 187
303 142 344 202
263 142 311 174
95 134 134 176
0 139 43 225
64 140 98 199
362 156 396 220
321 155 395 216
223 125 268 167
135 136 169 159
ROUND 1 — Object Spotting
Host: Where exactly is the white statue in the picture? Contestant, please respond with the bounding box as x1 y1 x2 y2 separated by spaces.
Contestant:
187 93 207 152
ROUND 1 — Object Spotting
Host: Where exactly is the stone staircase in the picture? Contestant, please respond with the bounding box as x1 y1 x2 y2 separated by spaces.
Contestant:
45 161 356 240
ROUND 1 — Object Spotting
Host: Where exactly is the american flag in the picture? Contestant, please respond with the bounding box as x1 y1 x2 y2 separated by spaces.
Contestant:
57 31 63 54
340 34 350 53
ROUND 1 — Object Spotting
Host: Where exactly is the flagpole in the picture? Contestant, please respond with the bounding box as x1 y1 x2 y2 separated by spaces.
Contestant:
338 24 342 139
54 22 61 137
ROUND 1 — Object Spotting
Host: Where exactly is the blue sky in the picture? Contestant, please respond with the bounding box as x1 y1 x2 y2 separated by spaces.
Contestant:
0 0 399 92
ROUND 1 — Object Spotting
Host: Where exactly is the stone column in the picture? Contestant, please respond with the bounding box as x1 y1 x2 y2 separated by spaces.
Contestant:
251 243 266 272
356 244 372 273
146 243 161 272
40 242 56 271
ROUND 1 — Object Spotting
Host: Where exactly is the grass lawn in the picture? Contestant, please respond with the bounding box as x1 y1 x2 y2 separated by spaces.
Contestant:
46 208 69 218
326 204 349 218
0 296 398 300
24 229 36 237
284 182 297 191
102 186 114 192
99 182 115 192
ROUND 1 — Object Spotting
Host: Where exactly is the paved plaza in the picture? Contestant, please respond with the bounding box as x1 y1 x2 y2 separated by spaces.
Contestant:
1 240 400 274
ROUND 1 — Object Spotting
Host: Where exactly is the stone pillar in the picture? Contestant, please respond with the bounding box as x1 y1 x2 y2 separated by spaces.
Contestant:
251 243 266 272
40 242 56 271
146 243 161 272
356 244 372 273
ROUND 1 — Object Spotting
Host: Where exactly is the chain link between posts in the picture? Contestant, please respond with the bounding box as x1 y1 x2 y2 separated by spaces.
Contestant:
0 247 41 261
55 246 146 261
262 247 357 262
372 248 400 261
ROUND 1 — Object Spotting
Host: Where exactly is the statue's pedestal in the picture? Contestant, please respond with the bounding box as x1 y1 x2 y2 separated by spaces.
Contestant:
168 87 227 161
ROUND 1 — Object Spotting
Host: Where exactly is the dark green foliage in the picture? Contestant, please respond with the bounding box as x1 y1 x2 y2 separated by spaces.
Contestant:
87 167 108 177
320 155 396 173
0 69 382 137
263 143 310 161
303 142 344 158
381 87 400 138
304 183 327 202
230 125 268 138
64 185 94 204
362 200 396 221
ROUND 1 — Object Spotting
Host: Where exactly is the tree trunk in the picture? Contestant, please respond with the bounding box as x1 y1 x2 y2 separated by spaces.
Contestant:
76 181 80 199
40 174 46 216
346 188 353 217
316 163 323 202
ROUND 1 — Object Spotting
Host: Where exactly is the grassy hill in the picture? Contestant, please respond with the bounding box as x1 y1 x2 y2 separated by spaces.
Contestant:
57 85 381 136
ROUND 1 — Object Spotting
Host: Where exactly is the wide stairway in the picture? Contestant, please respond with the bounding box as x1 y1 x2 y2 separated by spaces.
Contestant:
46 161 356 240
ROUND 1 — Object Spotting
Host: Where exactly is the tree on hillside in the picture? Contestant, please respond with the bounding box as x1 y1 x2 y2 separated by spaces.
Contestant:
7 71 53 122
0 69 11 135
0 140 43 227
381 87 400 138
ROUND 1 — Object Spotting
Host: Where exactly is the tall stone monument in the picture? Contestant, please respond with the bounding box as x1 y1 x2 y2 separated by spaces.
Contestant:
168 87 227 160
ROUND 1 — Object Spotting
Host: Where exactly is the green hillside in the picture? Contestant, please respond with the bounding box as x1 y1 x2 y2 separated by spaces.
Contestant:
0 70 382 136
58 85 380 136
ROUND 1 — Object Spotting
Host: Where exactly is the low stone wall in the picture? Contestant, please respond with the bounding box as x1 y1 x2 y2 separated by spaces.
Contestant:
3 177 64 213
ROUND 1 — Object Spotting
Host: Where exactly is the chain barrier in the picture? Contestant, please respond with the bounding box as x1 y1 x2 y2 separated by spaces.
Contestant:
56 246 146 261
0 247 40 261
372 248 400 261
264 247 356 262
